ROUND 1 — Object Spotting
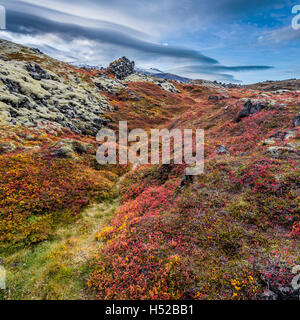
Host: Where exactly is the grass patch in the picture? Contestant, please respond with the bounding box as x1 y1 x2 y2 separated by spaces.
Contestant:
0 199 119 300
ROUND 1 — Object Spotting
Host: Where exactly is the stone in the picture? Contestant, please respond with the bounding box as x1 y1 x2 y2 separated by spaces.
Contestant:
1 78 24 94
260 260 300 300
124 73 180 93
10 262 21 267
22 146 41 153
109 57 135 80
159 81 180 93
0 55 8 61
50 144 76 159
0 142 16 154
179 175 194 192
268 146 295 158
217 145 230 154
48 139 92 159
31 48 43 54
270 131 286 140
293 112 300 127
208 95 219 101
263 138 276 146
236 99 268 122
25 63 54 81
261 289 278 301
287 141 300 150
72 140 91 154
284 130 296 140
94 76 126 94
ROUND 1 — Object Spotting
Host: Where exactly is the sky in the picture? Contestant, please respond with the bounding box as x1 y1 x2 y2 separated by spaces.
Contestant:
0 0 299 84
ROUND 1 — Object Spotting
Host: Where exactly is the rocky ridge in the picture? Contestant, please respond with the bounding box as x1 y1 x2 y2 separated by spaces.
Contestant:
0 40 112 135
0 41 181 135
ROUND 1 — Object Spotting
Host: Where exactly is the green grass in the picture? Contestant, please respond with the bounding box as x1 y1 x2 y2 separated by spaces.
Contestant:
0 199 120 300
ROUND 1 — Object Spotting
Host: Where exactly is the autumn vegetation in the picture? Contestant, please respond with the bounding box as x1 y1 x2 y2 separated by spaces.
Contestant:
0 43 299 300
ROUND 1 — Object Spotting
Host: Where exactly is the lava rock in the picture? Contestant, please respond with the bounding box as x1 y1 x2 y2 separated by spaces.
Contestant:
293 112 300 127
1 78 24 94
124 73 180 93
236 100 267 122
208 95 219 101
50 144 76 159
0 55 8 61
270 131 287 140
260 260 300 300
261 289 278 300
49 139 92 159
0 143 16 154
31 48 43 54
268 146 296 158
25 63 54 81
217 145 230 154
109 56 135 80
262 138 276 146
284 130 297 140
179 175 194 192
172 174 194 200
10 262 21 267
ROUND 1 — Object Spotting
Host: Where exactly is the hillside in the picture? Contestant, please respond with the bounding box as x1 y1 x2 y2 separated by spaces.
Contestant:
244 79 300 92
0 39 299 300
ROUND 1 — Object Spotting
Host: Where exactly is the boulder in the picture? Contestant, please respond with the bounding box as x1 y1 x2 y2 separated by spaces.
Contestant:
49 139 92 159
261 289 278 301
94 76 126 94
284 130 297 140
31 48 43 54
217 145 230 154
260 260 300 300
50 144 75 159
159 81 180 93
236 99 268 122
1 78 24 94
287 141 300 150
268 146 296 158
262 138 276 146
109 57 135 80
0 55 8 61
293 112 300 127
208 95 219 101
0 142 16 154
124 73 180 93
25 63 54 81
270 131 286 140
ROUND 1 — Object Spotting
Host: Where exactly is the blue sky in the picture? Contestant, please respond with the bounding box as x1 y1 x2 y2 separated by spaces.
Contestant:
0 0 299 84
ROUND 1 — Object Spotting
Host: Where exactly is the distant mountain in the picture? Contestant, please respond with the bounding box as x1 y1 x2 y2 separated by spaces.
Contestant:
69 62 105 70
135 67 191 83
243 79 300 91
